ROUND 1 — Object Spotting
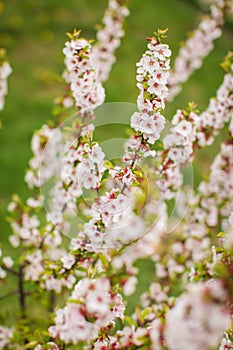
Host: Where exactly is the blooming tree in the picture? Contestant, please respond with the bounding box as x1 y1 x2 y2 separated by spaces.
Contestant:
0 0 233 349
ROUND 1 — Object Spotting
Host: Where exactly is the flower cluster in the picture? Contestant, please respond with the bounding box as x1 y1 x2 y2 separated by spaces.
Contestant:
157 108 197 199
35 342 59 350
25 124 63 188
7 197 42 248
49 277 125 344
123 134 156 164
69 188 134 249
0 326 13 350
0 49 12 111
168 0 230 100
62 142 105 193
197 0 233 20
196 61 233 147
164 280 230 350
183 140 233 265
156 57 233 200
63 33 105 112
219 332 233 350
119 34 171 208
45 139 106 228
92 0 129 82
131 37 171 145
0 253 13 280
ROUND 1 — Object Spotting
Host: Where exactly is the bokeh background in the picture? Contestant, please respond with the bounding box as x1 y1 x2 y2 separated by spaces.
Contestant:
0 0 233 244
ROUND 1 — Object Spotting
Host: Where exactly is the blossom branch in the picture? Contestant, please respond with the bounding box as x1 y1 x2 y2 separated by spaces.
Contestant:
156 52 233 200
92 0 129 82
167 0 231 101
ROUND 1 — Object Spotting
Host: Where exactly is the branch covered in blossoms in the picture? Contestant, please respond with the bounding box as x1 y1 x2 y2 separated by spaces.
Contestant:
1 4 233 350
63 30 105 112
156 51 233 200
92 0 129 82
168 0 231 100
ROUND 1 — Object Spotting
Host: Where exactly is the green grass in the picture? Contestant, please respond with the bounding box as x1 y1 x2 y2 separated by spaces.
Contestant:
0 0 233 245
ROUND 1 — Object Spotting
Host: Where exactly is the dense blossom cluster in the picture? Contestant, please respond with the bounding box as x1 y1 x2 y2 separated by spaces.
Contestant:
92 0 129 82
168 0 230 100
25 124 63 188
198 0 233 18
156 59 233 200
62 142 105 193
130 39 171 144
1 2 233 350
121 37 171 208
0 50 12 110
196 63 233 146
164 281 230 350
49 277 125 344
63 35 105 112
183 140 233 265
157 108 197 199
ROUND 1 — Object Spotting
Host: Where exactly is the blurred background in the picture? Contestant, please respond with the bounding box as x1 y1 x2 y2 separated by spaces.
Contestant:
0 0 233 243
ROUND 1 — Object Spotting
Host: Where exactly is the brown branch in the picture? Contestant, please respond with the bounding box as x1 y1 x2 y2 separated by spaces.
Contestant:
48 291 55 314
0 264 19 276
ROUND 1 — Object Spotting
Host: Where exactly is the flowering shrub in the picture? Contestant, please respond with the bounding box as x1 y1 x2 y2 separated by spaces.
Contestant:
1 0 233 349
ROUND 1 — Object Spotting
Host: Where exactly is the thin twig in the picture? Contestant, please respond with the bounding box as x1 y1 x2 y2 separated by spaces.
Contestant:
0 264 19 276
122 136 144 194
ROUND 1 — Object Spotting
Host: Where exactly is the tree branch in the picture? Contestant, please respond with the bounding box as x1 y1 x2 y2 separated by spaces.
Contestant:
0 264 19 276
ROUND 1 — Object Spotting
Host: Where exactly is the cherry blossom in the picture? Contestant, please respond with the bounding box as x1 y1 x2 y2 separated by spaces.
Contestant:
49 277 125 344
168 0 230 100
25 124 63 188
164 280 230 350
92 0 129 82
0 326 13 350
63 34 105 112
0 49 12 111
219 332 233 350
2 3 233 349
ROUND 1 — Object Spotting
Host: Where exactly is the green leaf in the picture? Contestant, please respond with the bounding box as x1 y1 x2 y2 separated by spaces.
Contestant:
24 341 38 348
221 51 233 73
124 315 137 327
104 160 114 169
141 307 152 322
98 252 109 269
151 139 164 151
217 232 225 237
